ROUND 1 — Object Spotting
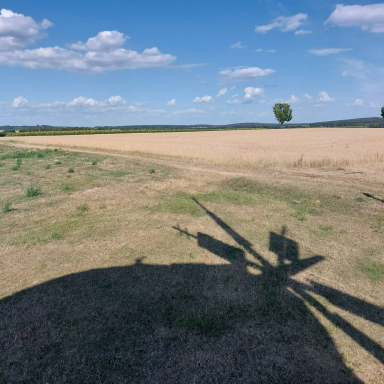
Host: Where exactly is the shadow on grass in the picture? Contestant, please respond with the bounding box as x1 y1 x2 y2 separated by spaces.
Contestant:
1 199 383 383
363 192 384 203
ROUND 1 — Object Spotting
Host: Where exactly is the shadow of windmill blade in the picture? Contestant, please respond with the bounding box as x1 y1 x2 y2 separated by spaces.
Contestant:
309 281 384 327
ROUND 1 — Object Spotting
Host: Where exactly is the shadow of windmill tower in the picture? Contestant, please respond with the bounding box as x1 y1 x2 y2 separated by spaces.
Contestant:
1 199 383 383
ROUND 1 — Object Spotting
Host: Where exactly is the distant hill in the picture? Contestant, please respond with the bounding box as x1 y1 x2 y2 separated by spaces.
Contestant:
1 117 383 131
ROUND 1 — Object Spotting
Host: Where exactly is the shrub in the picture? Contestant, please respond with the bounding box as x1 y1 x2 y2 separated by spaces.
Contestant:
54 161 61 165
149 169 156 174
3 202 12 213
51 231 63 240
68 168 75 173
62 183 71 191
46 165 51 169
26 186 42 198
92 161 97 165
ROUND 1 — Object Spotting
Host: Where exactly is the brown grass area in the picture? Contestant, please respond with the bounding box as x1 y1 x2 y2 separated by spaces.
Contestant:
0 142 383 383
3 127 384 169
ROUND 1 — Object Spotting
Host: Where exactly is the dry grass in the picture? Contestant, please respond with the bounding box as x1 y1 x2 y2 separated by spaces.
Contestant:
0 142 383 383
2 127 384 170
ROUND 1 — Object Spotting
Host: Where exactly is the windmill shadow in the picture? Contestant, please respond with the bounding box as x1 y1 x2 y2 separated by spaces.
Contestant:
363 192 384 203
1 200 383 383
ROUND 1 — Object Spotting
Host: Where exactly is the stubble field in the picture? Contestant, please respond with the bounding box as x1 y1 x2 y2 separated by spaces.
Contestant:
0 129 383 383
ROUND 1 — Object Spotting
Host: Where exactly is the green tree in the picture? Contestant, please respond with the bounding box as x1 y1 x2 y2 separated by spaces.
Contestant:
273 103 293 128
381 106 384 119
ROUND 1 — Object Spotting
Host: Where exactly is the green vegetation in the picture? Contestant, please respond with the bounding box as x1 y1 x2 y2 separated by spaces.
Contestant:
2 202 12 214
68 168 75 173
77 203 89 214
359 262 384 282
273 103 293 128
381 106 384 119
26 186 42 198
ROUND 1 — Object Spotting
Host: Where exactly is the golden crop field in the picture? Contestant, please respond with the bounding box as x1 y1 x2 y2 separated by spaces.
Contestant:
4 127 384 169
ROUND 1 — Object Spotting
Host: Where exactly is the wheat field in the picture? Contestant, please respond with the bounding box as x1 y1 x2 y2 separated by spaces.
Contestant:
3 127 384 169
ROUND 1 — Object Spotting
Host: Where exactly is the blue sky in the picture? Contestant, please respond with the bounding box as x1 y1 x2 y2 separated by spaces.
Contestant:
0 0 383 126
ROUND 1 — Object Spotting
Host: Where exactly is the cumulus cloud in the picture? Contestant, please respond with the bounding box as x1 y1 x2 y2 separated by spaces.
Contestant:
230 42 245 49
0 11 176 73
309 48 353 56
0 8 53 50
304 93 313 100
244 87 264 102
255 13 308 33
12 96 28 107
326 4 384 33
317 91 335 102
219 67 275 82
216 88 227 98
287 95 300 104
167 98 176 107
69 31 128 51
193 95 212 103
353 99 364 106
295 29 313 35
0 44 176 73
174 108 204 115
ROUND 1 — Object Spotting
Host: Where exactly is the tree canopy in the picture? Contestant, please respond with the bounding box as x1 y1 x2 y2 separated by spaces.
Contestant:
273 103 293 128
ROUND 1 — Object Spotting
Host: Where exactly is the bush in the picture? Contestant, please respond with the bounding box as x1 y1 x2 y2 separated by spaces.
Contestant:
92 161 97 165
54 161 61 165
26 186 42 198
0 132 5 137
68 168 75 173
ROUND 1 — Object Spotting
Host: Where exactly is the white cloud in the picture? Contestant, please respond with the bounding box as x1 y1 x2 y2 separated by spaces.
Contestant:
0 9 53 50
174 108 204 115
304 93 313 100
226 99 242 105
219 67 275 82
255 13 308 33
317 91 335 102
370 101 381 108
167 98 176 107
244 87 264 102
0 44 176 73
231 94 239 97
12 96 28 107
309 48 353 56
326 4 384 33
295 29 313 35
109 95 124 104
230 42 245 49
353 99 364 106
69 31 128 51
287 95 300 104
193 95 212 103
230 86 236 90
256 48 276 53
216 88 227 98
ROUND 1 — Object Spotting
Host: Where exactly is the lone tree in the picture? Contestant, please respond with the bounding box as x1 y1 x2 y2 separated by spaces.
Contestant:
273 103 292 128
381 106 384 119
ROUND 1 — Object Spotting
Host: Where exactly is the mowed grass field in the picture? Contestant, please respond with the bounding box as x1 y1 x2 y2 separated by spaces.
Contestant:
0 132 383 383
4 127 384 169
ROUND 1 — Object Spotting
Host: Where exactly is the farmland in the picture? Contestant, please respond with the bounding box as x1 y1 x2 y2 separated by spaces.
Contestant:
4 127 384 169
0 130 384 383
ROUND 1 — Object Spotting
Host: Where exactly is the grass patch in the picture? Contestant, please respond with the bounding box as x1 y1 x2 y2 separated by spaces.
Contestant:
149 169 156 174
359 262 384 282
355 197 364 203
51 231 63 240
2 202 12 214
68 168 75 173
55 161 62 165
62 183 72 191
319 225 333 232
77 203 89 214
46 164 51 169
92 161 97 166
0 148 54 160
26 186 42 198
